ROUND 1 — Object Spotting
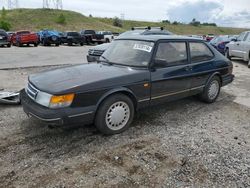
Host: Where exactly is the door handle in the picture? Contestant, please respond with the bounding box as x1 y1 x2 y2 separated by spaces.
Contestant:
237 43 239 46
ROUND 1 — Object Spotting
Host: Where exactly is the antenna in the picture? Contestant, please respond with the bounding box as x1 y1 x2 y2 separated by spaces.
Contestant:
43 0 63 9
8 0 19 9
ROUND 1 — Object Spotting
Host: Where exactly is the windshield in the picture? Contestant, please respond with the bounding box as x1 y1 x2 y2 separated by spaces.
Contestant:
101 40 154 67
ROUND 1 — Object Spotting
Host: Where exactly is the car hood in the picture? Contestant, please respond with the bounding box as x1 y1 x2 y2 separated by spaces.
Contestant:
29 63 148 95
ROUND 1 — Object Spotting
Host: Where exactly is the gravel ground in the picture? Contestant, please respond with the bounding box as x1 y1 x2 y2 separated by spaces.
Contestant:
0 60 250 187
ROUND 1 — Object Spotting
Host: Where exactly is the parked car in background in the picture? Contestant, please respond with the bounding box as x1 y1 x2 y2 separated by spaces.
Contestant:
210 35 236 54
0 29 11 47
87 26 173 62
21 35 234 135
206 34 214 42
38 30 61 46
11 30 39 47
6 31 14 38
80 30 96 44
92 31 114 44
225 31 250 68
61 32 84 46
87 43 110 62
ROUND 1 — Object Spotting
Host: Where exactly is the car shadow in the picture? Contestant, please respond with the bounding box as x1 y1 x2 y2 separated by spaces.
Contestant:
232 58 248 67
16 91 236 160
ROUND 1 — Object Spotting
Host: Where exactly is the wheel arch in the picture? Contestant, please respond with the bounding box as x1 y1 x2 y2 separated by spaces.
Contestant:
206 72 222 87
95 87 138 114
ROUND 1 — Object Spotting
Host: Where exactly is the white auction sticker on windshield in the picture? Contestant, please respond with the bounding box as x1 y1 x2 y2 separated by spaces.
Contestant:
133 44 152 52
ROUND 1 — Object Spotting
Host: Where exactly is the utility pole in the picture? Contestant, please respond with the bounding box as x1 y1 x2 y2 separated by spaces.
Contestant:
43 0 63 9
8 0 19 9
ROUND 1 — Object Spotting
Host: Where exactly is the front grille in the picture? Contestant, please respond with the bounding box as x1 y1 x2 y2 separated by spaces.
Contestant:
26 82 39 100
88 49 104 56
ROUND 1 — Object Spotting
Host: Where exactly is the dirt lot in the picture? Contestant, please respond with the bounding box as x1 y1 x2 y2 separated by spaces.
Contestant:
0 47 250 187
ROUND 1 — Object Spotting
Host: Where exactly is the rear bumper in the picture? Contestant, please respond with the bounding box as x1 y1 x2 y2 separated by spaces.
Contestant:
222 74 234 86
87 55 100 62
20 89 95 125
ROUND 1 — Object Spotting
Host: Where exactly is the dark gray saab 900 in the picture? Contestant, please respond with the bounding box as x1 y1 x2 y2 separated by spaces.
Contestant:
21 35 234 134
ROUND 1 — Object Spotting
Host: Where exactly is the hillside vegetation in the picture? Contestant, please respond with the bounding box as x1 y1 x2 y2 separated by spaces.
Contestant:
0 8 247 35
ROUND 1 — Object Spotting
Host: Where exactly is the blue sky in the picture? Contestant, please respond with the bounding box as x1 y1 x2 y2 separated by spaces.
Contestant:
1 0 250 28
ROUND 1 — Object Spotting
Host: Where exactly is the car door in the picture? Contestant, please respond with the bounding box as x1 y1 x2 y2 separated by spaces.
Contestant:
188 42 216 93
241 32 250 61
232 32 246 58
150 41 192 104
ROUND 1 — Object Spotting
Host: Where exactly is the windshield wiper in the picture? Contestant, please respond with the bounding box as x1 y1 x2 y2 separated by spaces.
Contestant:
98 56 113 65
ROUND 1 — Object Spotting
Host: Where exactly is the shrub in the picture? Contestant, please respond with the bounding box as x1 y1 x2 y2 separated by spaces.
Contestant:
0 20 11 31
113 17 123 27
56 14 66 24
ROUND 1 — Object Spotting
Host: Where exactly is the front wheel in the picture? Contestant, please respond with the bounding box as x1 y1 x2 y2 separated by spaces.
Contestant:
95 94 135 135
199 76 221 103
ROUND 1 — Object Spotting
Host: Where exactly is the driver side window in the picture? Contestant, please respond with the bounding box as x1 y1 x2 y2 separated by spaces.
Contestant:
154 42 188 68
237 32 246 41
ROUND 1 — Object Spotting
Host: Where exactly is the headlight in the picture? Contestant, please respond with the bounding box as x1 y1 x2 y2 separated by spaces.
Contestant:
36 91 52 107
49 93 75 109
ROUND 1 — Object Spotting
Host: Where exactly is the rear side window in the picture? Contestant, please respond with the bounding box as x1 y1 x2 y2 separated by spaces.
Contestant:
155 42 188 67
190 42 214 63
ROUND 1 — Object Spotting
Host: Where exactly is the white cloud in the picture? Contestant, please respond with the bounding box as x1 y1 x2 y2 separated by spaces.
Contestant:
0 0 249 28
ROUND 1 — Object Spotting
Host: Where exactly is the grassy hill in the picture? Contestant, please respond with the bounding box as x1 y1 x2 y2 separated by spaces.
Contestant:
0 8 247 35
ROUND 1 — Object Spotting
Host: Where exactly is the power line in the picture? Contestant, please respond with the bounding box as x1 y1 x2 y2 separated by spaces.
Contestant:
8 0 19 9
43 0 63 9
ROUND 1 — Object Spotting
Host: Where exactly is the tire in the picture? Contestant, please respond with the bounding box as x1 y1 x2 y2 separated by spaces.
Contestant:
42 40 47 46
225 48 231 60
95 94 135 135
7 43 11 48
199 76 221 103
80 43 84 46
248 59 250 68
34 43 38 47
17 42 22 47
106 38 110 43
68 42 72 46
56 43 59 47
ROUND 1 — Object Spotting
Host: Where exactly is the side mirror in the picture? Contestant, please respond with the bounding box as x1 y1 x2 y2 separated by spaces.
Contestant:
153 59 167 68
231 38 237 42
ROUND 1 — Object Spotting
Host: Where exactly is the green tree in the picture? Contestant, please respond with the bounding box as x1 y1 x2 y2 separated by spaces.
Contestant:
113 17 123 27
1 7 7 19
56 14 66 24
0 20 11 31
0 7 11 31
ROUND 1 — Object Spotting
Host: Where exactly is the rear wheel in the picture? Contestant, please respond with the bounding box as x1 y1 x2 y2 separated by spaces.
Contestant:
225 48 231 60
34 43 38 47
248 59 250 68
95 94 135 135
199 76 221 103
7 43 11 48
80 42 84 46
106 38 110 43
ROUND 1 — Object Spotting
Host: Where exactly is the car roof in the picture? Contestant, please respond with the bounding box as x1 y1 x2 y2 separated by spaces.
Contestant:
116 34 203 42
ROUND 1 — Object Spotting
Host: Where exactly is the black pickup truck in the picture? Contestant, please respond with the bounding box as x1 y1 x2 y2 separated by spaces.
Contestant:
61 32 84 46
80 30 96 44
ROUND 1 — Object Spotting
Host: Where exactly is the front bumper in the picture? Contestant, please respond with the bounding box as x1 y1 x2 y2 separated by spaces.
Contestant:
87 54 100 62
20 89 95 125
222 74 234 86
0 41 10 45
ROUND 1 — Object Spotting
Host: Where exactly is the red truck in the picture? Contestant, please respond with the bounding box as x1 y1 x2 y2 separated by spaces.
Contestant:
11 30 39 47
